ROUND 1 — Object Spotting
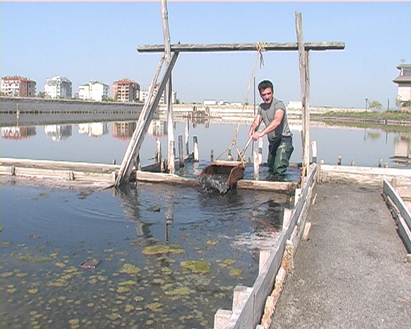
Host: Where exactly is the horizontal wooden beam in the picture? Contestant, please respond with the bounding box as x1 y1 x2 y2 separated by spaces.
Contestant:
138 42 345 53
0 158 295 195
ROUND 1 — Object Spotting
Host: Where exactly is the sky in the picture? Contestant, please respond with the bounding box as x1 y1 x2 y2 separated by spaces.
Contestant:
1 1 410 108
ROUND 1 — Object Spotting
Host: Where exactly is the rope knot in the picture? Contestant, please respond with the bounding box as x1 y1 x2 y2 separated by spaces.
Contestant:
256 42 267 52
256 42 267 68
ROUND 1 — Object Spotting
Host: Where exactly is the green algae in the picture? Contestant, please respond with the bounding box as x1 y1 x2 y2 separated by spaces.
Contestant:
142 244 185 256
180 259 211 274
54 262 65 269
116 286 130 293
229 268 243 276
125 304 135 313
152 278 165 285
118 280 137 286
106 313 121 321
145 302 163 312
218 258 236 267
19 255 52 263
165 287 195 296
119 263 141 275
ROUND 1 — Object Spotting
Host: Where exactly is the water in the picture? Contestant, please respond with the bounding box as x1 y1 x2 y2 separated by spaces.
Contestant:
1 110 410 327
0 182 288 328
1 116 409 169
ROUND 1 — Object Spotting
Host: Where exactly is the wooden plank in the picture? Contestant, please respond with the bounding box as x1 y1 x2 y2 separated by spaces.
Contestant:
398 214 411 253
296 11 311 179
383 179 411 232
237 180 295 193
224 163 317 328
0 158 296 193
138 41 345 53
115 52 179 186
135 171 199 186
0 158 119 173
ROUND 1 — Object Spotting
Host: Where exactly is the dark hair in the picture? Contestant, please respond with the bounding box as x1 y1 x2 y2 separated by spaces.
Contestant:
258 80 274 93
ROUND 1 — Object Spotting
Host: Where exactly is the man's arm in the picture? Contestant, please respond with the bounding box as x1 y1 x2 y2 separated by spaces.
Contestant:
252 109 284 140
248 114 262 138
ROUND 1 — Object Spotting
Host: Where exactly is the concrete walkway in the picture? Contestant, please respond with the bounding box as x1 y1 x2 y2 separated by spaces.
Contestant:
270 182 411 329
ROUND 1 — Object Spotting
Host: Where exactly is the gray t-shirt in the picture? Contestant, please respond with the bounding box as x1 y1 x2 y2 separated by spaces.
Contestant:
258 98 292 143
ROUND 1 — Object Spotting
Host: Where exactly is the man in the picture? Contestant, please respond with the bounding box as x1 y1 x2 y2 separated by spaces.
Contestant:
248 80 294 177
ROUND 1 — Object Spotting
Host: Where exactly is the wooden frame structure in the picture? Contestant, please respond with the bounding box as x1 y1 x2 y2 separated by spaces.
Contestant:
114 8 345 187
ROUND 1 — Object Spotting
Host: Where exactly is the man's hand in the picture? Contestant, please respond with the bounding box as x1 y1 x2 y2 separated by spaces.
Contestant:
252 130 265 140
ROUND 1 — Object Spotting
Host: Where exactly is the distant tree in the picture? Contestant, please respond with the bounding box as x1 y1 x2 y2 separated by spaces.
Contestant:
37 91 47 98
369 100 382 110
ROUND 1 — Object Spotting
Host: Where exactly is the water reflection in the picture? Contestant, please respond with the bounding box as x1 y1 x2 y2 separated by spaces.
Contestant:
1 114 410 169
79 122 109 137
392 132 411 166
1 126 36 140
44 125 72 142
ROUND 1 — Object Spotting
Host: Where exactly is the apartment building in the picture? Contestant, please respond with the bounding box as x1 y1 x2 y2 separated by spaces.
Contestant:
139 84 177 104
1 76 36 97
44 75 72 99
112 79 140 102
78 81 109 102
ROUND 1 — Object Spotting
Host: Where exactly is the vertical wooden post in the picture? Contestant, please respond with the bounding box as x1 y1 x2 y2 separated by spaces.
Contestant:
135 153 141 171
214 310 232 329
161 0 171 61
155 138 162 164
166 80 175 174
178 135 184 167
296 11 311 180
258 138 263 165
254 149 260 180
311 140 317 163
185 118 190 158
193 136 199 162
161 0 175 175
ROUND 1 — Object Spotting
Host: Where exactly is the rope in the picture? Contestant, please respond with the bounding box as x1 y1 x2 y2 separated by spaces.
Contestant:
216 42 266 163
256 42 267 68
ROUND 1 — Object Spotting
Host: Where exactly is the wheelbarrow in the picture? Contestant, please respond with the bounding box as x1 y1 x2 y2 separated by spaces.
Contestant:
198 160 246 195
198 136 255 195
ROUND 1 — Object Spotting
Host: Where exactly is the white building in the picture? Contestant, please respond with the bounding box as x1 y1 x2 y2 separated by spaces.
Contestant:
44 75 72 99
287 100 303 109
393 64 411 110
140 85 177 104
78 81 109 102
204 100 217 106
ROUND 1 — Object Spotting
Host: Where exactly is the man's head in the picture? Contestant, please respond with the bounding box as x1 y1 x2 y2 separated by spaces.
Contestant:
258 80 274 104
